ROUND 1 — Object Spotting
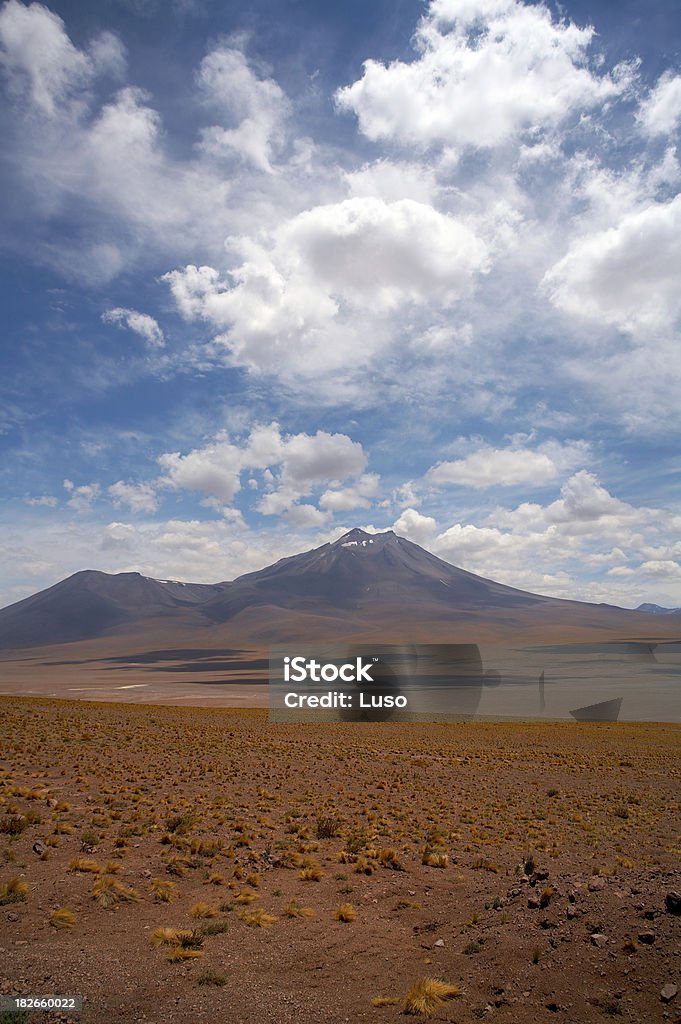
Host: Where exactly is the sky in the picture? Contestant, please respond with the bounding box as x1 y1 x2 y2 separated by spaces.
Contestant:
1 0 681 611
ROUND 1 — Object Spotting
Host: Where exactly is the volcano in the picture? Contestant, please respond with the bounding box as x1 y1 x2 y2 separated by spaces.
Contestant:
0 529 677 654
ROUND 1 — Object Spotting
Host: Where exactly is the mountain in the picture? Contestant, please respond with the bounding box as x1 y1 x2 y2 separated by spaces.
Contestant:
0 570 227 649
0 528 679 653
636 603 681 615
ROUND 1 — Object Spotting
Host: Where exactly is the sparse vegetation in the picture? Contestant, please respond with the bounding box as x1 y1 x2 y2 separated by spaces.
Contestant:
334 902 356 922
0 698 678 1024
50 907 76 929
404 977 460 1015
0 876 28 904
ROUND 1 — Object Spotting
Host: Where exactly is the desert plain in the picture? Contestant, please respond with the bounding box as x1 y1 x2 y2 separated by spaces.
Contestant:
1 696 680 1024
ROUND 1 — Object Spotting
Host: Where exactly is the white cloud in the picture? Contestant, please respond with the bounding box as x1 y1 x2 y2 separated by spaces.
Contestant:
543 193 681 334
638 72 681 136
319 473 380 512
165 196 488 379
102 306 165 348
283 503 328 528
344 160 437 203
0 0 93 115
63 479 100 512
426 439 589 488
158 433 244 504
336 0 629 152
197 46 290 173
158 423 368 515
393 507 437 545
23 494 58 507
108 480 159 514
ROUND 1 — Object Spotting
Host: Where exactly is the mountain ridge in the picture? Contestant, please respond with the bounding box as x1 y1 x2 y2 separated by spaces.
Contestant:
1 528 678 651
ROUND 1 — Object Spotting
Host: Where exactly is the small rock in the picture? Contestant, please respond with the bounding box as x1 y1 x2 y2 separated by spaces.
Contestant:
433 938 444 947
566 907 577 920
528 897 541 909
660 984 678 1004
588 878 605 892
591 933 608 947
6 913 18 923
33 841 46 855
518 875 529 885
664 892 681 916
638 931 656 944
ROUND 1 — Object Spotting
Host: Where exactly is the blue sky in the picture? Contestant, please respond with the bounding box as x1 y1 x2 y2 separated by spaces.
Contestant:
1 0 681 609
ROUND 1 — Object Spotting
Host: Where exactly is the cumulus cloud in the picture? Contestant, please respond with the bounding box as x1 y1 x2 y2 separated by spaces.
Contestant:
415 470 679 602
63 479 100 512
543 193 681 334
393 507 437 545
165 196 488 378
197 46 290 173
108 480 159 514
336 0 630 152
319 473 380 512
102 307 165 348
637 72 681 136
427 440 589 488
157 423 368 515
158 433 244 504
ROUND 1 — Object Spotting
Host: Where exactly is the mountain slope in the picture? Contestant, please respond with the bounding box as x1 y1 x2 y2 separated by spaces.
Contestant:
200 528 545 623
0 571 227 648
0 528 678 651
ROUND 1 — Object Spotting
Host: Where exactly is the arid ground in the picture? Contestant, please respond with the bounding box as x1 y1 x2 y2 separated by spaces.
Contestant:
1 698 680 1023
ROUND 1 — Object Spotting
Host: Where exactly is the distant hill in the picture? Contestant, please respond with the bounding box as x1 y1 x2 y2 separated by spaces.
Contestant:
1 528 679 651
636 602 681 615
0 570 227 648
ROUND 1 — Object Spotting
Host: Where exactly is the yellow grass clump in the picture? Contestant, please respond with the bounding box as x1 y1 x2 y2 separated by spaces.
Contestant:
404 977 461 1015
190 901 219 918
151 878 176 903
334 902 356 922
235 889 259 904
91 875 141 907
0 876 28 904
239 908 277 928
282 899 315 918
69 857 101 873
50 907 76 929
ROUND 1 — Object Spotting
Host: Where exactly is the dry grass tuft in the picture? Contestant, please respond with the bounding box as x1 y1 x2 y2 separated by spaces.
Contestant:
50 907 76 929
91 875 141 907
239 907 277 928
235 889 259 904
404 977 460 1015
151 878 176 903
371 996 401 1007
422 846 449 868
299 864 323 881
334 902 356 922
282 898 315 918
166 945 203 961
68 857 102 873
0 876 28 904
190 901 219 918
